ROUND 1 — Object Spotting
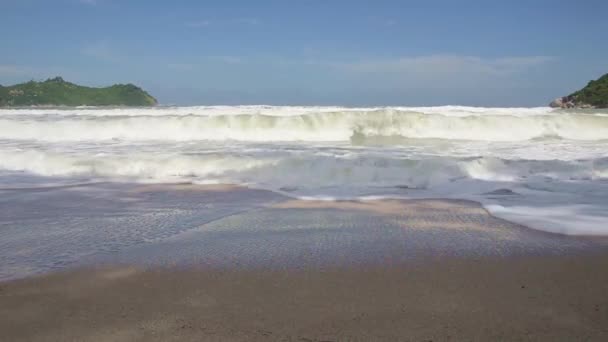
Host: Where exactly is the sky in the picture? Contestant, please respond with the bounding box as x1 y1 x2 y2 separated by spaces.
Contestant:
1 0 607 106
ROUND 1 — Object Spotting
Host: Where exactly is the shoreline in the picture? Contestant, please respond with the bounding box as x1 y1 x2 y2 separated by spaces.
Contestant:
2 183 608 340
2 183 608 282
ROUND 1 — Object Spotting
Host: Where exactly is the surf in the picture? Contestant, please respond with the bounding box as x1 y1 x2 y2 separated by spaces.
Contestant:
0 107 607 142
1 105 608 236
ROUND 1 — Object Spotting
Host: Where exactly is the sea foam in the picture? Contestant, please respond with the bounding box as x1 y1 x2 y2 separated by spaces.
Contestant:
1 107 607 142
1 105 607 235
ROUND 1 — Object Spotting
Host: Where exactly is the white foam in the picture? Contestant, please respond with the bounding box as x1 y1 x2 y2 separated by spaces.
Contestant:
1 108 607 142
486 204 608 236
2 147 605 184
1 105 608 236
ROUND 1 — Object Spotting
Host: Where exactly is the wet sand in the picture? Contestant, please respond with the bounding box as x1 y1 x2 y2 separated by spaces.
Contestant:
1 255 608 341
1 184 608 341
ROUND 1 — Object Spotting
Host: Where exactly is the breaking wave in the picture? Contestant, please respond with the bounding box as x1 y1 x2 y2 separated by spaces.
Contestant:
2 105 608 236
1 148 606 188
0 108 607 142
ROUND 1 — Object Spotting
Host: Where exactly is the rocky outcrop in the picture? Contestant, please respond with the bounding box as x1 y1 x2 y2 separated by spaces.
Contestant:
550 73 608 109
549 97 567 108
549 96 594 109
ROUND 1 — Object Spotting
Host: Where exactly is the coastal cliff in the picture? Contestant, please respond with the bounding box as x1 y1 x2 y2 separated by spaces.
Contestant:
550 73 608 109
0 77 157 107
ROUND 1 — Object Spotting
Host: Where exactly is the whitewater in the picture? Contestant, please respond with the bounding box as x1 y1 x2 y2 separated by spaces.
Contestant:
1 105 607 235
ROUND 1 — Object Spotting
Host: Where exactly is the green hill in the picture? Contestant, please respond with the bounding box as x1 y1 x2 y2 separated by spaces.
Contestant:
0 77 157 107
550 73 608 108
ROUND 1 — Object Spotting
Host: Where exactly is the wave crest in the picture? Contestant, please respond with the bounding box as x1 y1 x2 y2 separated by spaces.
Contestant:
1 109 607 142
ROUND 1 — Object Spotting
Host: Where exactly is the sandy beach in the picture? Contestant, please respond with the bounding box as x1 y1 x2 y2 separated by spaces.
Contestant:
1 184 608 341
1 254 608 341
3 1 608 340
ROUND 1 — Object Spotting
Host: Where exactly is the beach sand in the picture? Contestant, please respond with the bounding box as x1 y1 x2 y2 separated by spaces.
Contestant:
1 185 608 341
1 255 608 341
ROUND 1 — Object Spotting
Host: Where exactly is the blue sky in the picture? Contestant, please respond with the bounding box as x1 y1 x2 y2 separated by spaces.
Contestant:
1 0 607 106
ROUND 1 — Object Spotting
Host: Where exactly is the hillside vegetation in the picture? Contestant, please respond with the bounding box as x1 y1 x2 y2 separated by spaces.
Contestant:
0 77 157 107
567 73 608 108
550 73 608 108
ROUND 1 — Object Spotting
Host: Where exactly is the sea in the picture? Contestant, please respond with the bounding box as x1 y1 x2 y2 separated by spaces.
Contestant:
1 105 607 236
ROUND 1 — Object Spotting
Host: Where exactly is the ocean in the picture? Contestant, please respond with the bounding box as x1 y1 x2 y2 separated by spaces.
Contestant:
1 105 607 236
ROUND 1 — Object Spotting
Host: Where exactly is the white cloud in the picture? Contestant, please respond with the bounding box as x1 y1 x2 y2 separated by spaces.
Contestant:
0 65 72 84
335 55 554 76
167 56 243 70
384 19 397 27
81 41 118 61
162 55 552 83
185 18 260 28
185 20 211 28
207 56 243 64
168 63 195 71
0 65 35 76
233 18 260 25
